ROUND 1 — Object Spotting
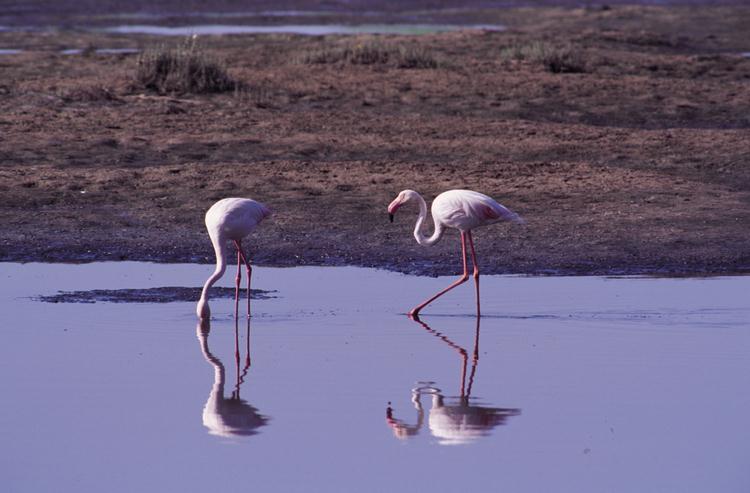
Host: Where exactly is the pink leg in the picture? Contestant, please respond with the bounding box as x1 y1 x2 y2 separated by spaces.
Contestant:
234 315 240 375
409 232 469 319
234 240 253 317
234 245 242 319
467 231 481 317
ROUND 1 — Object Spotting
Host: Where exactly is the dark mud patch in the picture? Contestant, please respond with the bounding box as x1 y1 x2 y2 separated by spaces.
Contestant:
37 286 277 304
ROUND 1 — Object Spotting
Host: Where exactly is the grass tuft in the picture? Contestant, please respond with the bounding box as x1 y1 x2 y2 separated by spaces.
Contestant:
500 41 586 73
134 37 237 94
298 41 440 69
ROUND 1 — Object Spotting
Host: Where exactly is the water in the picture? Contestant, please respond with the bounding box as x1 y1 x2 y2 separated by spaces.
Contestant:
1 263 748 492
60 48 140 55
101 23 503 36
1 48 140 55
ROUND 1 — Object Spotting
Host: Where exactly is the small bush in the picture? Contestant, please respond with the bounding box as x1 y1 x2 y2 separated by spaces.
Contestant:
500 41 586 73
135 37 237 94
298 41 440 69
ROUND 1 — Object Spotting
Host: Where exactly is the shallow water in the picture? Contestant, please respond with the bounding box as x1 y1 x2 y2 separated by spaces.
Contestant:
1 263 749 492
60 48 140 55
101 23 503 36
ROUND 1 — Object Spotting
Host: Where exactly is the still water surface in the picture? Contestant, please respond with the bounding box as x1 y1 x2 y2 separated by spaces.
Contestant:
101 23 503 36
1 263 748 492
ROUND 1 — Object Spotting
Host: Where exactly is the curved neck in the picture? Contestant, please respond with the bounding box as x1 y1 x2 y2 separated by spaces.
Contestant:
413 193 444 246
197 325 226 396
199 236 227 304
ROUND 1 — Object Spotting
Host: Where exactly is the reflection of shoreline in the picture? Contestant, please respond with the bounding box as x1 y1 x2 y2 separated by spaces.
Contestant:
196 318 269 438
387 316 520 445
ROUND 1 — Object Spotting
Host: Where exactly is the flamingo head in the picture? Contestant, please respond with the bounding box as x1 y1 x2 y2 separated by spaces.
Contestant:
197 298 211 319
388 190 417 222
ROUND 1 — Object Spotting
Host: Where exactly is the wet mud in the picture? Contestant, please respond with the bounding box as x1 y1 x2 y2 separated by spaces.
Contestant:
37 286 276 303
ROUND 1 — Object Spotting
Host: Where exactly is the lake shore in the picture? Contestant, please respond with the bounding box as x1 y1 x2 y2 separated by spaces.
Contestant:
1 4 749 275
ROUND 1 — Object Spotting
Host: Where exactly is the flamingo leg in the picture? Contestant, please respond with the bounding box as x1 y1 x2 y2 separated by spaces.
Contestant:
467 230 481 317
409 231 469 318
233 315 240 398
234 244 242 319
234 240 253 317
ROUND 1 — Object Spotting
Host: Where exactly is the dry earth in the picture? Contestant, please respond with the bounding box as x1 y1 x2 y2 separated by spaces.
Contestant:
1 4 749 275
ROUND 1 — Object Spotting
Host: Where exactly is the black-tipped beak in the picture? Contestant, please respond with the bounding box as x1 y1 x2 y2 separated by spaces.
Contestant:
389 213 394 223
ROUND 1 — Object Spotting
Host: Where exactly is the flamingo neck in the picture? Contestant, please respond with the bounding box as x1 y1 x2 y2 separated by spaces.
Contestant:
413 193 444 246
197 325 226 405
197 235 227 318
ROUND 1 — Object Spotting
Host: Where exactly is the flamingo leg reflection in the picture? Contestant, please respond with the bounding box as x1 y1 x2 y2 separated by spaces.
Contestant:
232 316 252 400
466 231 481 317
409 232 470 319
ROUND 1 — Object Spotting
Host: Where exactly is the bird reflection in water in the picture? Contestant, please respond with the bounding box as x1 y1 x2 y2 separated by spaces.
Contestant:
387 316 520 445
196 317 269 438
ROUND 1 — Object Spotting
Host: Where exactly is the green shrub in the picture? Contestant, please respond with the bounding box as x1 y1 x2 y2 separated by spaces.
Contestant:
135 37 237 94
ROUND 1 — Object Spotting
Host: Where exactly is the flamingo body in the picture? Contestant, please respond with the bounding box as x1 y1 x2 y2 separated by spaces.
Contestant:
197 198 271 319
430 189 523 232
388 189 522 317
205 197 271 241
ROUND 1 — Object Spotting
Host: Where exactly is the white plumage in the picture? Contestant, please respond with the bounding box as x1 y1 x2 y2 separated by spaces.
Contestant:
197 198 271 319
388 189 523 317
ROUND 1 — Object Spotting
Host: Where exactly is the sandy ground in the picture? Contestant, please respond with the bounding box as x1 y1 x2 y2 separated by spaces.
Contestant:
1 4 749 275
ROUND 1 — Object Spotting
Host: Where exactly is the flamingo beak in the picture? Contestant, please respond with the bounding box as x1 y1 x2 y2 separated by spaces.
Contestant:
387 198 401 222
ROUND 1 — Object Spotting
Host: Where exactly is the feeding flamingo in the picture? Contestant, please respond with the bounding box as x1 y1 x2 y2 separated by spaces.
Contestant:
197 198 271 319
386 316 520 444
387 189 523 318
197 317 268 438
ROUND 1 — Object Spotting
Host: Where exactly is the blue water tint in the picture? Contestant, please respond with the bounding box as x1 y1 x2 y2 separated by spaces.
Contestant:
60 48 140 55
101 23 503 36
0 263 748 492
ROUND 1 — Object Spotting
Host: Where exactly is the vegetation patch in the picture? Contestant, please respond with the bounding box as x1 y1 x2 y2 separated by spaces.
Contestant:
500 41 586 73
298 41 440 69
134 37 237 94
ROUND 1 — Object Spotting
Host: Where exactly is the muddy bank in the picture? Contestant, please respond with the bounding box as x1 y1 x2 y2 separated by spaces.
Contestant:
1 5 749 276
37 286 277 303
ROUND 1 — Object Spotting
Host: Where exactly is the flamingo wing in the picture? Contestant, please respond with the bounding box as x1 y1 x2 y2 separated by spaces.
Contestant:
206 198 271 239
432 190 523 230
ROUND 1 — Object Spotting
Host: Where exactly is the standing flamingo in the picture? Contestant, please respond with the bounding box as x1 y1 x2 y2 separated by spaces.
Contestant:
197 198 271 319
387 189 523 318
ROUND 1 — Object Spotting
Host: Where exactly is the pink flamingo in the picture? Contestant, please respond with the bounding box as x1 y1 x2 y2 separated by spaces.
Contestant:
388 189 523 318
197 198 271 319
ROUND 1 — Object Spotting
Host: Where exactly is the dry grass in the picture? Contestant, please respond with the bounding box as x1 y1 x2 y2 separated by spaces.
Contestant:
134 37 237 94
298 41 440 69
500 41 586 73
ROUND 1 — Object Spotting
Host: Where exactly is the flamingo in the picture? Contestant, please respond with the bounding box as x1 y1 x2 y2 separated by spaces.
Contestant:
197 197 271 319
386 316 520 444
387 189 523 318
197 318 269 438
